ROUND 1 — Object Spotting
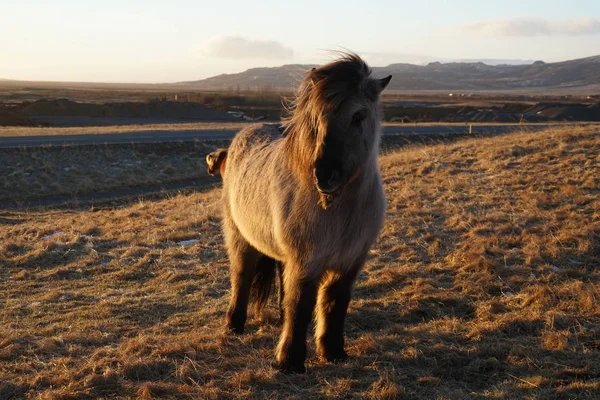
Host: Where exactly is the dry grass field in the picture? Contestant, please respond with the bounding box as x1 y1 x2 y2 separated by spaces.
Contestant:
1 126 598 399
0 141 229 204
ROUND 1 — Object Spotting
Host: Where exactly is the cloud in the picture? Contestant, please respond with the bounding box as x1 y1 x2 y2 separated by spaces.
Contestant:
199 36 293 60
452 17 600 37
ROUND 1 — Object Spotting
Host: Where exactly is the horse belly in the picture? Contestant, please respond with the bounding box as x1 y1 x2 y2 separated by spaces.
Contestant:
229 192 283 261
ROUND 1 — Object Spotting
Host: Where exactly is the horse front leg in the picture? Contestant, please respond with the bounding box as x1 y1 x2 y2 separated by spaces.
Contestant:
273 270 319 373
315 265 361 363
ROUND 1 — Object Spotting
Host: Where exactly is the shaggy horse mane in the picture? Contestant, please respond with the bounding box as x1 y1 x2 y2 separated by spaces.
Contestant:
280 53 373 177
281 53 372 136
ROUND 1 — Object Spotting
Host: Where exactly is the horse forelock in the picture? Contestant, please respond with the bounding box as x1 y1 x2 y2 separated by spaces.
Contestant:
281 53 372 176
282 53 371 133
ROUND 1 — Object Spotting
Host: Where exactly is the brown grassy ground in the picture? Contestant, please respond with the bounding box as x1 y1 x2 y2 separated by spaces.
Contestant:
0 142 229 204
1 126 599 399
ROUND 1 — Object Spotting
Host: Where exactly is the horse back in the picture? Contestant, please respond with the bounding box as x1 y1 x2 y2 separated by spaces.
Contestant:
227 124 281 164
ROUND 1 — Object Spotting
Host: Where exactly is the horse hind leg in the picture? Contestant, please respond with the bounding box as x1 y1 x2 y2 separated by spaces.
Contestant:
277 261 285 323
224 221 261 334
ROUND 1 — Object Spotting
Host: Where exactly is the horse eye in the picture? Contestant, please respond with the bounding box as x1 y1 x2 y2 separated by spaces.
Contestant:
351 109 367 125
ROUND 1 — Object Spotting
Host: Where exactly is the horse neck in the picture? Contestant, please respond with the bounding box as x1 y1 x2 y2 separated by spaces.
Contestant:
351 146 381 192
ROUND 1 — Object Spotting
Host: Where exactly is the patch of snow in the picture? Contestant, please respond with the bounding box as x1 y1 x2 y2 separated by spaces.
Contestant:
176 239 198 246
43 231 66 240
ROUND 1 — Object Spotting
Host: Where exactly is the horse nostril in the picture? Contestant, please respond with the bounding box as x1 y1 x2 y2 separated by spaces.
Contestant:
314 167 342 193
328 169 341 187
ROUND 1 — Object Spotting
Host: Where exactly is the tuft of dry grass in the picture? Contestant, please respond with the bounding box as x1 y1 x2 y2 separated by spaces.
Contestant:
1 126 599 398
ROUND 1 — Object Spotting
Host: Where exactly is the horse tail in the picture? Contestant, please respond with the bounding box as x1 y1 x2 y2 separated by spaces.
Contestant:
251 255 280 316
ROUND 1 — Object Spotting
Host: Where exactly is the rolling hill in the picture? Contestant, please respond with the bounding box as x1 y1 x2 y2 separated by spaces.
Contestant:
179 55 600 92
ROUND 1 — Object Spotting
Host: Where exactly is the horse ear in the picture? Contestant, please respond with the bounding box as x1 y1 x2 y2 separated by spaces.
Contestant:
370 75 392 97
309 67 318 85
379 75 392 91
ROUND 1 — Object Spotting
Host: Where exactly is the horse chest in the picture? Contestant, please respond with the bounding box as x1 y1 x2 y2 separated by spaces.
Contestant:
316 186 385 269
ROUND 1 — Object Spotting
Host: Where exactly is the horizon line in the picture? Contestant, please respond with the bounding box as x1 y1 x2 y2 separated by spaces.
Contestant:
2 53 598 86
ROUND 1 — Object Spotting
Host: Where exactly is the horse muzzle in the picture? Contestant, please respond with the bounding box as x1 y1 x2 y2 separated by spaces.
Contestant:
313 167 344 209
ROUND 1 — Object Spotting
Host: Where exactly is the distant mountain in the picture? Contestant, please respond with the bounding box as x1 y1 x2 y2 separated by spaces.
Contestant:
178 64 318 91
180 55 600 92
452 59 535 66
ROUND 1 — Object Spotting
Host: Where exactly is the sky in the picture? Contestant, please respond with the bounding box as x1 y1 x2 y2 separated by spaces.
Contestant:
1 0 600 83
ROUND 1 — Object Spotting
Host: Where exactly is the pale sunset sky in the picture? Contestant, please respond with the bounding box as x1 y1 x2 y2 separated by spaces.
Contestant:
1 0 599 82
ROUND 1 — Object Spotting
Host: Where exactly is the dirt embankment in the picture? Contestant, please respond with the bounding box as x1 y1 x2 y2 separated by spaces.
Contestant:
1 99 237 127
384 102 600 123
3 98 599 127
0 105 41 127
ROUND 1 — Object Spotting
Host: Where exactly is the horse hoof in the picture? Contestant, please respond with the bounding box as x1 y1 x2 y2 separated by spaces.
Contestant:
225 324 244 335
331 351 349 363
225 312 246 334
271 360 306 374
318 349 349 363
